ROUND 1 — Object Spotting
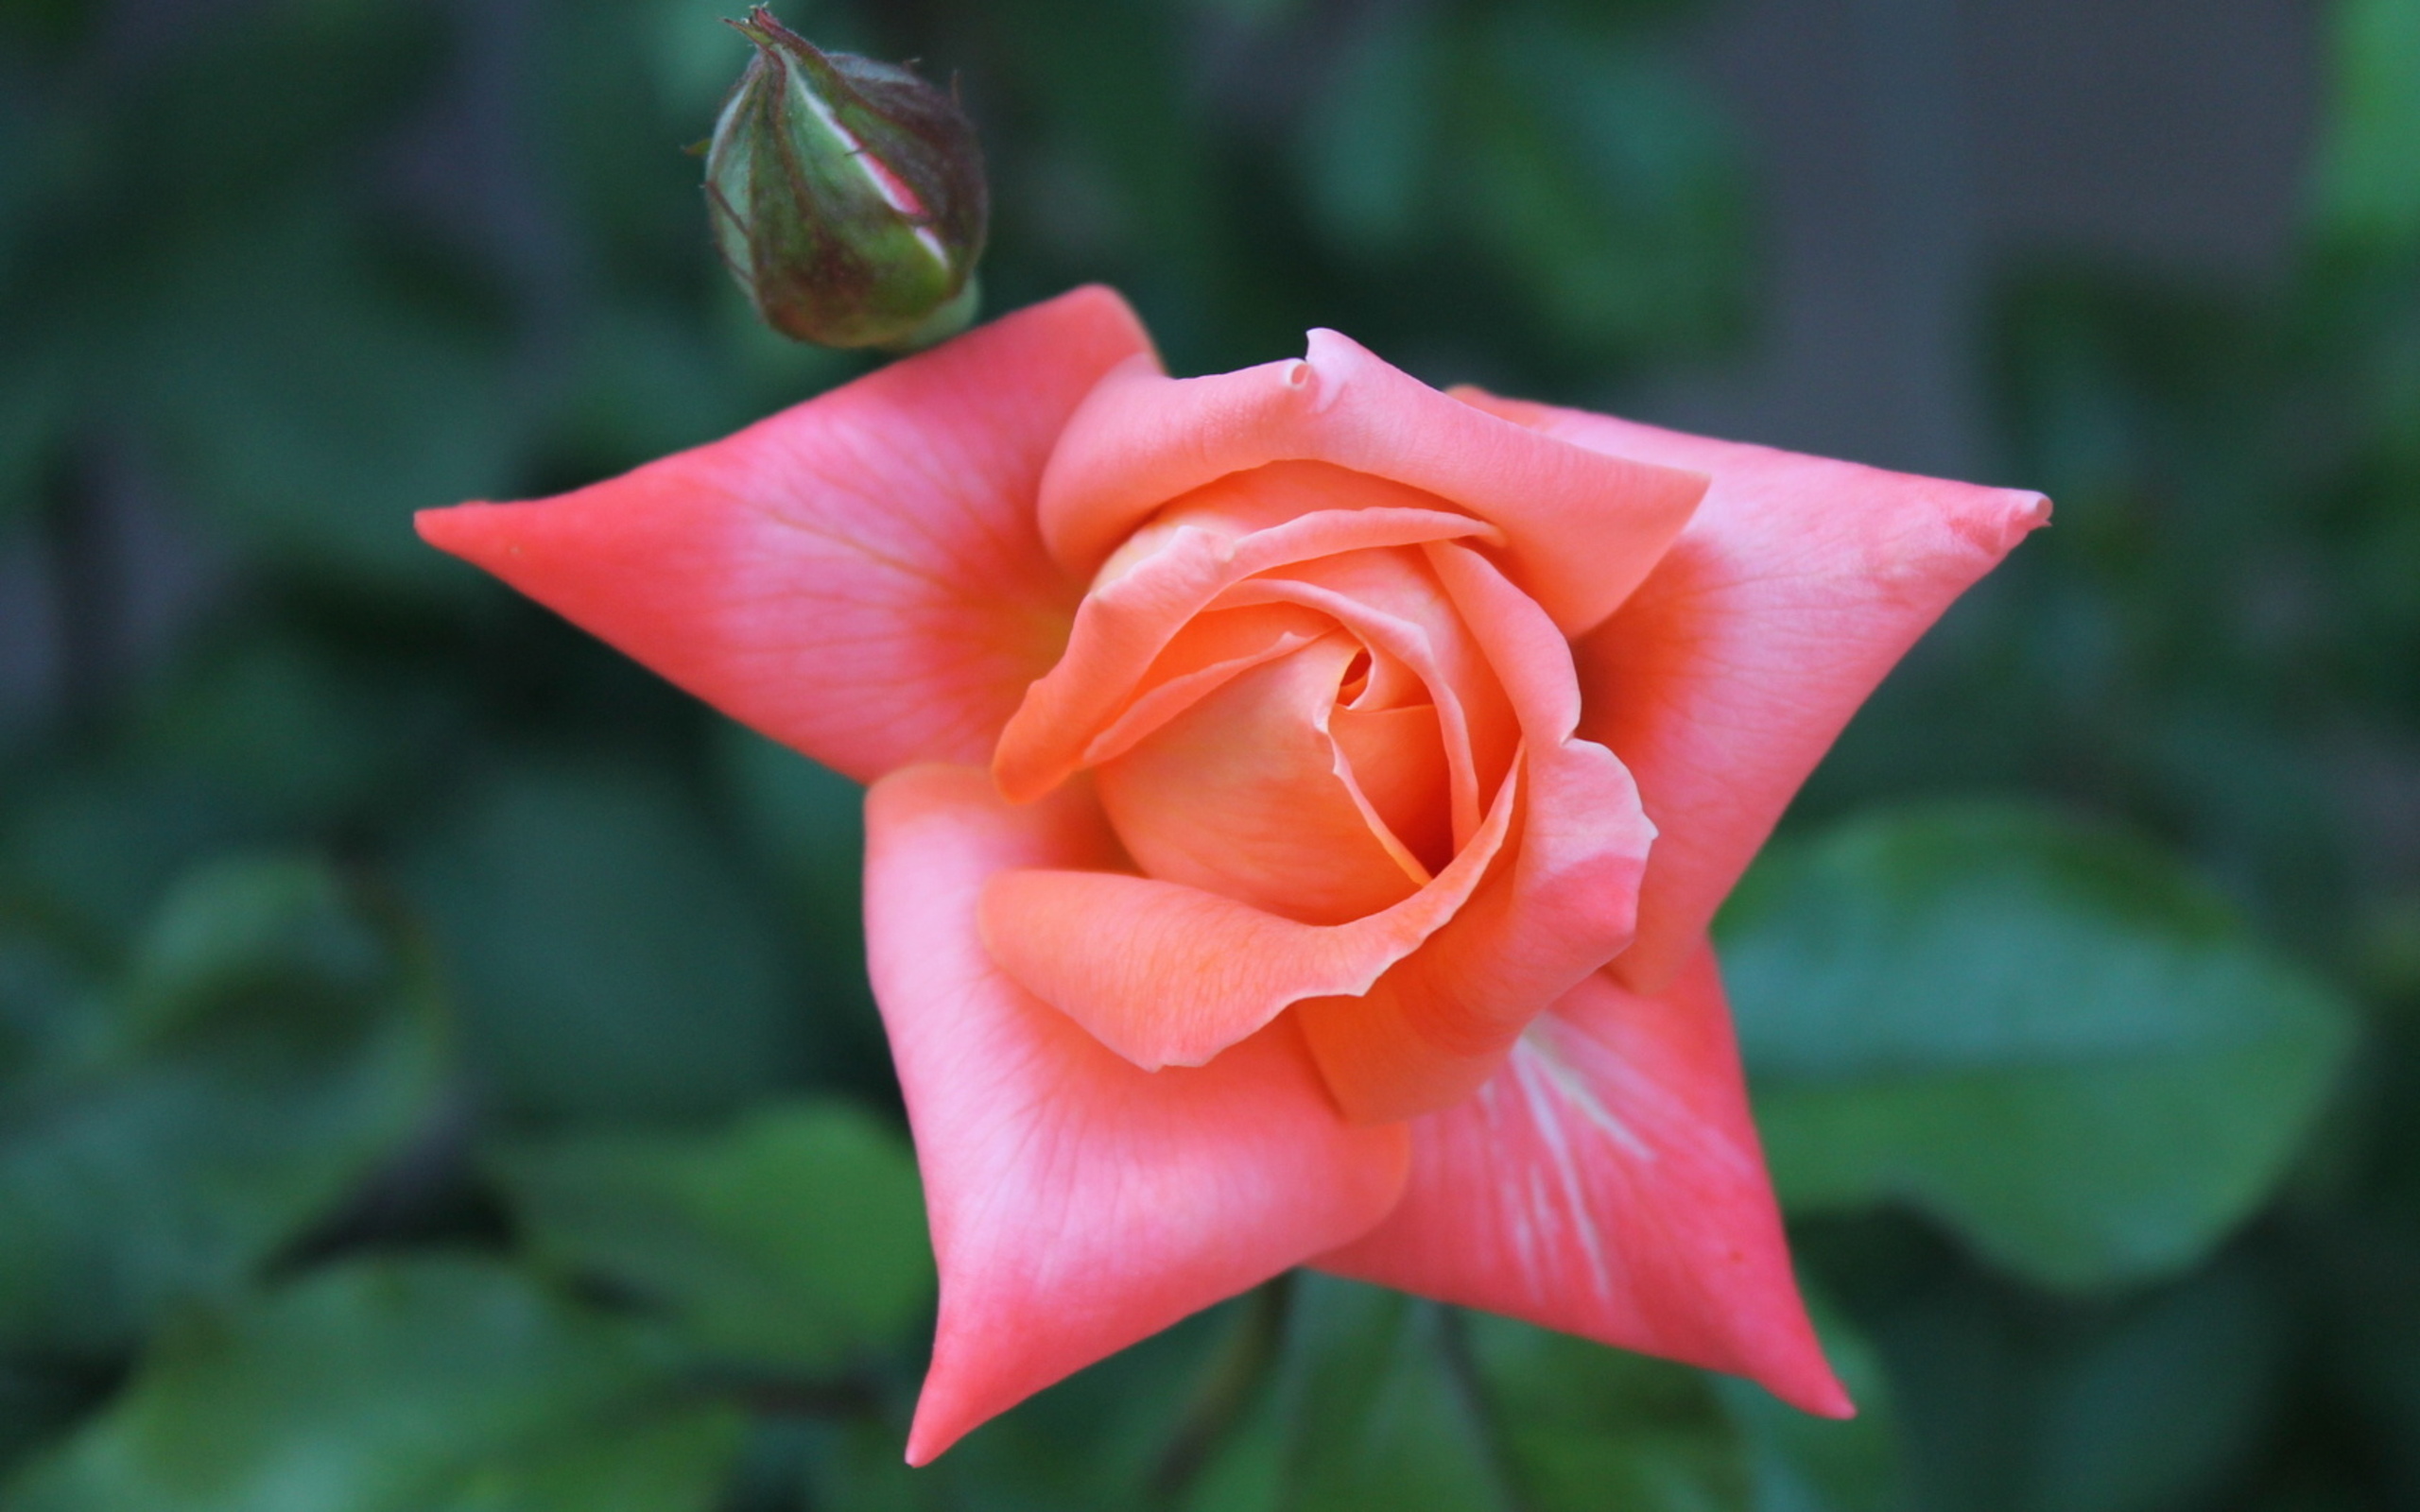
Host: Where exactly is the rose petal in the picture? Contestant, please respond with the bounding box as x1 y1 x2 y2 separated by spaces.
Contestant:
415 286 1150 783
866 765 1411 1465
1213 545 1517 852
1457 392 2051 990
1037 333 1711 635
1096 634 1424 924
1332 702 1452 874
994 503 1494 802
979 751 1520 1072
1297 543 1654 1123
1315 947 1851 1418
1080 603 1335 767
1123 458 1475 549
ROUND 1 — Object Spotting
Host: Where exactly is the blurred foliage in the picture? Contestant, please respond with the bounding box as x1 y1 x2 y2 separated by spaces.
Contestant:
0 0 2411 1507
1722 805 2355 1290
0 856 442 1356
9 1257 742 1511
491 1101 933 1373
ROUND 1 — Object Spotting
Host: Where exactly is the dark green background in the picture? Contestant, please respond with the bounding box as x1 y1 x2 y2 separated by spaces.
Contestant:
0 0 2414 1507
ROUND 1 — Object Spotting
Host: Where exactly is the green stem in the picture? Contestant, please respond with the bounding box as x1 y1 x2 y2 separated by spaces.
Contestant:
1150 1269 1294 1502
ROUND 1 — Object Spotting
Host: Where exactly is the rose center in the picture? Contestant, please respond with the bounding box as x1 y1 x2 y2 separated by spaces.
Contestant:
1082 541 1504 928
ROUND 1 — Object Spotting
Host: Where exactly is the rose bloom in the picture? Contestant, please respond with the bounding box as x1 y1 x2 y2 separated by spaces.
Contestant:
419 288 2046 1462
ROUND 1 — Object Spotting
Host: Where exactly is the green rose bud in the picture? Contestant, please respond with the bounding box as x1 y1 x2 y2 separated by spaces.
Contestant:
705 9 989 350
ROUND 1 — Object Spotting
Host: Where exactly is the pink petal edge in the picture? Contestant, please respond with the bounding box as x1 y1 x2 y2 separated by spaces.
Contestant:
416 286 1151 784
866 764 1412 1464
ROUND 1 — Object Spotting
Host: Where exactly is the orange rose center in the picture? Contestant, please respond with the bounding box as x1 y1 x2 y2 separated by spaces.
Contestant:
1072 472 1519 927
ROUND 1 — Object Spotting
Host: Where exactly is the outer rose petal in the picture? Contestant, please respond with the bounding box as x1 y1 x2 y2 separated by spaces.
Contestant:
866 765 1411 1465
1036 333 1711 636
1315 946 1851 1418
415 287 1151 783
1459 391 2050 990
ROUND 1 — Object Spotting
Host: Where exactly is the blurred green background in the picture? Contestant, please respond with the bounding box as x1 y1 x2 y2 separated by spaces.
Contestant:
1 0 2415 1507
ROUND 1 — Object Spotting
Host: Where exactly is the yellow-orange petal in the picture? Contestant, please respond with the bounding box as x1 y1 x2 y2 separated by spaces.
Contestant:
1331 702 1452 875
1212 544 1516 852
1079 603 1333 768
977 753 1520 1072
1095 634 1423 924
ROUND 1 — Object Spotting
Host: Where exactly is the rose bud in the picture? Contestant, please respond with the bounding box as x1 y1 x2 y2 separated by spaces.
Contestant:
704 8 988 350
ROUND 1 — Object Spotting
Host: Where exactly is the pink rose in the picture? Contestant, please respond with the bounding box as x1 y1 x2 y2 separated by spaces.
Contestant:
418 287 2047 1461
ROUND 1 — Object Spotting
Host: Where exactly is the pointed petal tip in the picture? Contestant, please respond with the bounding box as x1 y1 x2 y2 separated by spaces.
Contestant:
1769 1358 1858 1420
901 1344 1005 1467
901 1416 949 1468
1809 1378 1858 1420
411 501 464 545
413 500 510 564
413 499 560 586
2006 487 2054 542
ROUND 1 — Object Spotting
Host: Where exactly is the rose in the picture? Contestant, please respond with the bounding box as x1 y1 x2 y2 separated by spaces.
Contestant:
418 287 2047 1462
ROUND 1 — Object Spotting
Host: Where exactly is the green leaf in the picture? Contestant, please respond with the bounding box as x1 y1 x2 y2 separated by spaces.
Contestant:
2314 0 2420 252
0 855 444 1353
0 355 60 531
402 763 803 1123
425 1403 747 1512
2309 1212 2420 1483
0 767 284 944
782 1418 946 1512
714 726 864 933
1166 1279 1885 1512
126 634 466 834
1873 1257 2281 1512
5 1256 739 1512
109 0 442 226
490 1099 932 1373
542 303 766 482
1272 1280 1513 1512
1218 1277 1784 1512
1721 804 2359 1289
0 1362 106 1486
0 911 91 1092
2022 1262 2281 1512
1461 1310 1749 1512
